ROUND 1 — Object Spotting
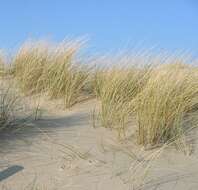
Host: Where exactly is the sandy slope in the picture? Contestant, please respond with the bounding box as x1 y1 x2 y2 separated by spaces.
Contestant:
0 99 198 190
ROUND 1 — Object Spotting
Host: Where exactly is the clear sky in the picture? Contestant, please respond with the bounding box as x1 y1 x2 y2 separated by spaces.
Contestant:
0 0 198 55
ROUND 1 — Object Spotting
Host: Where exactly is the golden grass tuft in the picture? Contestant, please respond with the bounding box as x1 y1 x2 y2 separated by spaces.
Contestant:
0 80 36 132
0 51 7 77
13 40 49 94
42 42 90 108
12 39 90 108
94 57 152 137
93 55 198 147
134 63 198 146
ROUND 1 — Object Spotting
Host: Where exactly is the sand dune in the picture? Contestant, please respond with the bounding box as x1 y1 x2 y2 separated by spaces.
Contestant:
0 99 198 190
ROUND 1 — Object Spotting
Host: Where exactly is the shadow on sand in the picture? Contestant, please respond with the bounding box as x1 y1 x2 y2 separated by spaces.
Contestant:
0 165 24 182
0 111 90 152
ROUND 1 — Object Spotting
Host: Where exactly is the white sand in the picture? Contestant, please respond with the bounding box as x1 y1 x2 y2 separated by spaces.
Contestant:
0 100 198 190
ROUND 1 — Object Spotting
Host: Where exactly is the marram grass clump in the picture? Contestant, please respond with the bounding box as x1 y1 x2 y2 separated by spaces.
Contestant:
43 49 90 108
12 39 90 108
13 40 49 94
134 63 198 146
0 51 8 77
93 56 198 147
94 60 152 137
0 80 36 132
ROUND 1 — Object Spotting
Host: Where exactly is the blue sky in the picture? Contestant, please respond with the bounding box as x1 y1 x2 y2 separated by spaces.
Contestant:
0 0 198 55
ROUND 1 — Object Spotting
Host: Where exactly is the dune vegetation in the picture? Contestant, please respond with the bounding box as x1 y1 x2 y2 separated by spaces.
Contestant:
12 40 91 108
0 76 36 132
93 56 198 147
92 60 152 137
0 39 198 149
134 63 198 146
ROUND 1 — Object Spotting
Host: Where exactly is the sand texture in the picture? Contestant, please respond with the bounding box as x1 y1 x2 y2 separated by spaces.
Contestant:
1 100 198 190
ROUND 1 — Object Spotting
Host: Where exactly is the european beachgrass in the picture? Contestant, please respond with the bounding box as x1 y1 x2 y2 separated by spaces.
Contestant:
13 41 49 94
94 55 198 148
134 62 198 146
13 39 90 108
5 40 198 149
0 52 40 132
0 54 21 131
0 51 7 76
93 57 152 138
42 43 90 108
0 79 36 132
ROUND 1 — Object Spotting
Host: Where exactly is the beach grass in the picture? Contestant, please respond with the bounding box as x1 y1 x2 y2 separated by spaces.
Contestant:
134 63 198 146
12 39 90 108
2 40 198 147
